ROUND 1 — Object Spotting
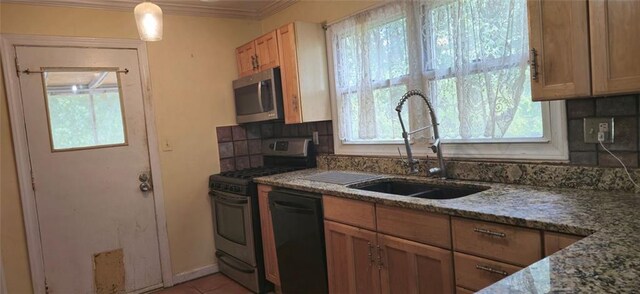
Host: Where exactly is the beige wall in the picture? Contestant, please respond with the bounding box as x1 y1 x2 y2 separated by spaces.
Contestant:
0 3 260 293
260 0 381 32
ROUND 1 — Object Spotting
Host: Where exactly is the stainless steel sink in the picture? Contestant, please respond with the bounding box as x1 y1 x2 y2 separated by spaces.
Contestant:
348 180 488 200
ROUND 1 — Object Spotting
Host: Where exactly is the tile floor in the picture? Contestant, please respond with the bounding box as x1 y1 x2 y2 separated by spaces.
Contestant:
153 273 252 294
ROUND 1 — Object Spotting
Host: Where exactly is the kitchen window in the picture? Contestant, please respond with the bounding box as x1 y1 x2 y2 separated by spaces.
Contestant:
326 0 567 160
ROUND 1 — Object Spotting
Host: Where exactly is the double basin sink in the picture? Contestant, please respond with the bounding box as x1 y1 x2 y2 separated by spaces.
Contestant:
348 180 488 200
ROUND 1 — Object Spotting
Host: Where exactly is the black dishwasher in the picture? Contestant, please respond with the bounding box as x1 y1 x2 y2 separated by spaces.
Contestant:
269 189 327 294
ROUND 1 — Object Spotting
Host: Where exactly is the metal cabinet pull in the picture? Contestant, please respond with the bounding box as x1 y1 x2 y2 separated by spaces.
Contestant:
254 54 260 69
476 265 508 276
251 55 257 70
529 48 538 81
473 227 506 238
376 245 383 269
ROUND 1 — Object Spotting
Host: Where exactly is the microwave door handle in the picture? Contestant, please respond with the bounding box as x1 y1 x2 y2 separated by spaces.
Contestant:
257 81 265 112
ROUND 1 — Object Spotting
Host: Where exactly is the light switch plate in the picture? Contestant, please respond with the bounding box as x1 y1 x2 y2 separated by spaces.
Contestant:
584 117 614 143
161 139 173 151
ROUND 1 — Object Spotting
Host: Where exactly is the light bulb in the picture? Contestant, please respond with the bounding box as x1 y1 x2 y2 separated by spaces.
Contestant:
134 2 163 41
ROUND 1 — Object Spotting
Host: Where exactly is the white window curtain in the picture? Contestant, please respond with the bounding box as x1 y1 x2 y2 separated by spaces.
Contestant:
423 0 535 140
328 0 538 144
328 2 423 143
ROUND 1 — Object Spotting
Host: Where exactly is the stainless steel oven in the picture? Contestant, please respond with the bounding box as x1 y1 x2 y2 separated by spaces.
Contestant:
208 138 316 293
211 190 256 266
233 67 283 124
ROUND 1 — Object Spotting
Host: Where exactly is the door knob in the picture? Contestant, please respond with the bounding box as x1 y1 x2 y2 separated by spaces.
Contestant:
140 182 152 192
138 172 152 192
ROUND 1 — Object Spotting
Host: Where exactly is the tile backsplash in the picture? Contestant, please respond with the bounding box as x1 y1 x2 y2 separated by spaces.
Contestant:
216 120 334 172
567 95 639 167
214 95 639 172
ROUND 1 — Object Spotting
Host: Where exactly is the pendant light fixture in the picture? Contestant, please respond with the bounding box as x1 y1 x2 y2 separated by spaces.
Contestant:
134 1 163 41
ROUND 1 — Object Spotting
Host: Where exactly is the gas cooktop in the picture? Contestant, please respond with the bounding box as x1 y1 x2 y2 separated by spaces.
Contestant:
218 166 302 179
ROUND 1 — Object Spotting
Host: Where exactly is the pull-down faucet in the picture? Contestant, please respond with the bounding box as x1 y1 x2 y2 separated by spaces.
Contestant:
395 89 446 179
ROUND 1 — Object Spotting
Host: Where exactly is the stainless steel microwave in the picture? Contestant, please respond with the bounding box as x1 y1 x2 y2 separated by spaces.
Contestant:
232 68 283 124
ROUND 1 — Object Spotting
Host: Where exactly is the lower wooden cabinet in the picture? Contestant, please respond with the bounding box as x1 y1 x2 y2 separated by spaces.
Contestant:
456 286 474 294
324 219 454 294
325 220 380 294
250 192 582 294
257 185 280 285
452 217 542 267
378 234 454 294
454 252 522 292
543 231 584 256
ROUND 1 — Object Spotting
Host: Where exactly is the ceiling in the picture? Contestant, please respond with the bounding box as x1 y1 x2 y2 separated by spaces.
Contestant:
0 0 298 19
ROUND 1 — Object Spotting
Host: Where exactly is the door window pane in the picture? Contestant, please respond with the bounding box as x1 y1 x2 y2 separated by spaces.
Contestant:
44 70 127 151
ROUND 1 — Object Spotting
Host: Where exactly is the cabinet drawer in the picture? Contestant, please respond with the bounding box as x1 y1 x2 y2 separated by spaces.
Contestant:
376 205 451 249
323 195 376 230
544 231 583 256
454 252 522 292
452 217 542 267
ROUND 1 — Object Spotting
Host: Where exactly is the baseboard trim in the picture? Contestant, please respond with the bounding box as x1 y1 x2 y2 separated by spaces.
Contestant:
172 263 220 285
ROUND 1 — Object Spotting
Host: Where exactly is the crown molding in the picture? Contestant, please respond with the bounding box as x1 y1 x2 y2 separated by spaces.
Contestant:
0 0 298 19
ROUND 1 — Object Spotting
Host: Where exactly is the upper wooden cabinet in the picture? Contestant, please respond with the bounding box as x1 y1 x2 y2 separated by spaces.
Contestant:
528 0 640 100
235 23 332 124
235 31 280 78
590 0 640 96
527 0 591 101
236 41 257 78
254 31 280 71
277 22 332 124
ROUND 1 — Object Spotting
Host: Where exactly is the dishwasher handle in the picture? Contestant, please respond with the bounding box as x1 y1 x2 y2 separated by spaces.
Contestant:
271 200 314 215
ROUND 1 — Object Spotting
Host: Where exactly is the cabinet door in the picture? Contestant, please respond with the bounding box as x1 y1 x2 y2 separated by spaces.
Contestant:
277 23 303 124
378 234 454 294
324 220 380 294
236 41 256 78
590 0 640 95
527 0 590 101
544 231 583 256
255 31 280 71
257 185 280 285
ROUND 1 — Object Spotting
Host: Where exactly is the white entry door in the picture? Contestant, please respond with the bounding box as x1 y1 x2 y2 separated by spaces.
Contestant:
15 46 163 293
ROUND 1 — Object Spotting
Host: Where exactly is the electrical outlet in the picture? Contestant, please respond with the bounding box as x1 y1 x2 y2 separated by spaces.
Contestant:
584 117 614 143
312 131 319 145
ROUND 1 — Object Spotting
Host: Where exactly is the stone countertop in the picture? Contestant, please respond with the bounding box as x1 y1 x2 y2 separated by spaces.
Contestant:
254 168 640 293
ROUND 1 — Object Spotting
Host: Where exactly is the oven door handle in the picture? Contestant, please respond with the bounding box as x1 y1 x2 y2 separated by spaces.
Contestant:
272 200 314 214
210 192 248 205
215 252 255 274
